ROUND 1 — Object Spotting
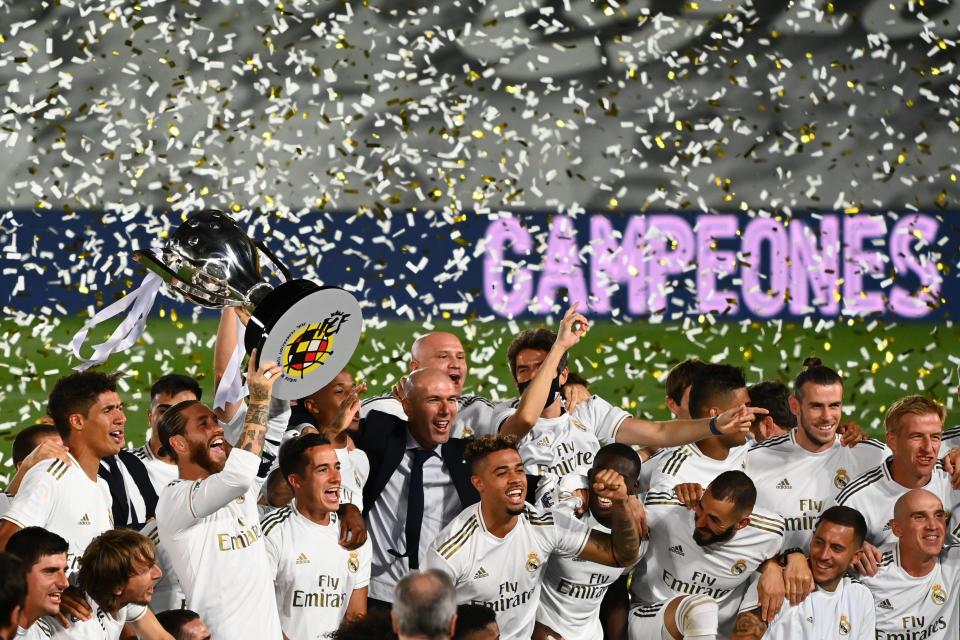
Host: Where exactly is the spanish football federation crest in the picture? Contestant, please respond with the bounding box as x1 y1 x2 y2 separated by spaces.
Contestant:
834 468 850 489
932 583 947 605
282 311 349 378
731 559 747 575
526 552 542 572
348 551 360 574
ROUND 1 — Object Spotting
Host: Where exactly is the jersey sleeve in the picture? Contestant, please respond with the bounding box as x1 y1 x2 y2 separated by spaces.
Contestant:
1 460 61 529
580 396 630 443
260 512 284 579
736 573 762 614
423 544 462 585
355 538 372 590
852 583 875 640
492 406 517 432
123 603 148 623
161 449 260 529
549 508 590 558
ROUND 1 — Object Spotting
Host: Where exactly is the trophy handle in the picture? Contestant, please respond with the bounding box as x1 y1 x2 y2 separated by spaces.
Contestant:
133 249 234 308
253 240 293 283
133 249 181 283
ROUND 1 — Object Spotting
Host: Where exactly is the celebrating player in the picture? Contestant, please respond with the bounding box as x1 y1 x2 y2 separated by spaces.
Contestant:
5 528 68 639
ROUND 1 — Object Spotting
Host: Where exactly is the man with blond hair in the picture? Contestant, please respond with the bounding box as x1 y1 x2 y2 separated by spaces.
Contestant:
830 395 960 572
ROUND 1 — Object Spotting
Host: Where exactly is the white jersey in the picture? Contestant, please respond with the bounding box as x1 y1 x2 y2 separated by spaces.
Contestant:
360 394 507 438
830 457 960 545
15 620 55 640
424 503 590 640
493 396 630 478
746 432 887 549
261 503 372 640
1 455 112 574
43 593 147 640
859 543 960 640
738 574 874 640
943 425 960 448
140 520 185 612
638 448 672 495
0 491 11 519
648 441 751 495
155 449 282 639
130 444 178 496
633 492 785 626
536 512 631 639
334 447 369 510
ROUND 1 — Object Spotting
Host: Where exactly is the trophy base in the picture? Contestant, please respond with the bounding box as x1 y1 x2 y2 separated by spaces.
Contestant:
244 280 363 401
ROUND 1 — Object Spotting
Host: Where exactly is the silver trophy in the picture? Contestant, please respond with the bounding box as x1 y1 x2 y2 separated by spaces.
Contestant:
134 210 362 400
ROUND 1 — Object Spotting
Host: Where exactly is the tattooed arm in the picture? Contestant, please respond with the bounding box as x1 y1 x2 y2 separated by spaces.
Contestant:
237 350 282 457
577 469 641 567
731 610 768 639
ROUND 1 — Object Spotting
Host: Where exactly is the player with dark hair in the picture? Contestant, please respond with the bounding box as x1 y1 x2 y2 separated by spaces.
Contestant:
154 609 211 640
260 433 372 637
0 553 25 640
453 604 499 640
426 434 641 640
0 425 68 519
0 371 123 574
732 506 873 639
134 374 203 494
630 471 786 639
5 527 68 638
745 382 794 442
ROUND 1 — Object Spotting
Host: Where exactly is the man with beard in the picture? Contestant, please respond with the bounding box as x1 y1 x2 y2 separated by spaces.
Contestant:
45 529 171 639
745 359 886 551
731 506 874 639
858 489 960 640
424 434 641 640
629 472 785 639
360 331 504 437
155 355 284 639
6 528 69 639
534 443 643 640
261 434 372 638
0 372 124 575
830 395 959 570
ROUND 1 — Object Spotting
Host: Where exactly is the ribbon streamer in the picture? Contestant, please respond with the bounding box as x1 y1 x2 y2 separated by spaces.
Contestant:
214 317 248 410
70 272 163 371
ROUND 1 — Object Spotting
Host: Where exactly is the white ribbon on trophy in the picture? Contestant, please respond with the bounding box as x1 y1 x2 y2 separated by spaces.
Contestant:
214 317 248 410
70 271 164 371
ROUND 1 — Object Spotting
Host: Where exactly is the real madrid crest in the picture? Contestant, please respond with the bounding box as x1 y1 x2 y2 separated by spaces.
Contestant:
526 552 542 572
348 551 360 574
834 468 850 490
932 583 947 605
731 559 747 575
838 614 850 635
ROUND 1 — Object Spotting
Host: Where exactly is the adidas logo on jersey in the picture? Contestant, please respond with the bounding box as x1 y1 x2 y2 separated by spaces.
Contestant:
296 553 310 565
878 599 893 610
669 545 685 556
473 567 489 579
78 514 91 526
535 436 551 448
776 478 792 490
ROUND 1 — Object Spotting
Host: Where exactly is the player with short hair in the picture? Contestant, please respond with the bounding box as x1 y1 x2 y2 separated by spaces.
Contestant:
630 471 786 639
745 360 886 552
425 434 641 640
6 527 69 639
261 433 372 638
45 529 171 639
155 355 284 639
0 425 68 519
360 331 503 438
858 489 960 640
0 553 25 640
134 374 203 494
648 364 753 495
732 506 875 639
154 610 210 640
535 443 643 640
453 604 499 640
745 381 795 442
830 395 957 552
0 372 123 574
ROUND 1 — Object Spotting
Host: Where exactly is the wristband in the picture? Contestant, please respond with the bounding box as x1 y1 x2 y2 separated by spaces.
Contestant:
708 415 720 436
780 548 805 566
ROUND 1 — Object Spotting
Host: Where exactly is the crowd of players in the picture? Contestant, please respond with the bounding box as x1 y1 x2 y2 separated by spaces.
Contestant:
0 304 959 640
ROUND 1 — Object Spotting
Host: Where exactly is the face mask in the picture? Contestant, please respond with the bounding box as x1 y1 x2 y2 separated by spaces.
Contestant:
517 375 563 415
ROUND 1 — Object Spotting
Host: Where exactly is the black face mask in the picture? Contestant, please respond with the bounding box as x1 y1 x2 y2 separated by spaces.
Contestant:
517 375 563 415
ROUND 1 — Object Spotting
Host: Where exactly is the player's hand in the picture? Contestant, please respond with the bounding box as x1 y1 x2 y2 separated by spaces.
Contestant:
626 496 649 539
554 303 589 353
338 503 367 550
673 483 704 510
391 376 408 402
757 560 786 623
327 383 367 439
592 469 628 504
57 586 92 627
941 448 960 489
783 552 813 605
837 420 867 447
562 382 590 414
715 405 767 436
532 621 565 640
18 439 71 476
571 489 589 517
247 348 282 403
851 542 882 576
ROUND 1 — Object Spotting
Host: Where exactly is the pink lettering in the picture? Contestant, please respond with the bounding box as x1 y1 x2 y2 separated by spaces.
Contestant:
741 218 788 317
